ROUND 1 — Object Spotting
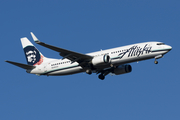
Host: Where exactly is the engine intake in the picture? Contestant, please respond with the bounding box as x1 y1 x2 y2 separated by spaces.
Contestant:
113 65 132 75
92 54 111 66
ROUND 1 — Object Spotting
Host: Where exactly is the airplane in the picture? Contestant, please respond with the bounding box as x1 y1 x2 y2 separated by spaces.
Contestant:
5 32 172 80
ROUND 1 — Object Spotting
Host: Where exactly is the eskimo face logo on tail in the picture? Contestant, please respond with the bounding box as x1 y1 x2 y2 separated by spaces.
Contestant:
24 46 43 65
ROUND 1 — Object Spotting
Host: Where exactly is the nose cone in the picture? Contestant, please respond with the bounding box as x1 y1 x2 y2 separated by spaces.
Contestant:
164 45 172 52
167 45 172 51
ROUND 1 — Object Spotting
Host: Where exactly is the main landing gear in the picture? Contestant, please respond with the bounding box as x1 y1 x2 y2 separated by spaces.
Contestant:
86 69 92 75
98 70 110 80
98 74 105 80
86 68 107 80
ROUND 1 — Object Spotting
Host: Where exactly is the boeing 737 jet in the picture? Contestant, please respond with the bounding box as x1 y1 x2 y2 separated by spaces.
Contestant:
6 32 172 80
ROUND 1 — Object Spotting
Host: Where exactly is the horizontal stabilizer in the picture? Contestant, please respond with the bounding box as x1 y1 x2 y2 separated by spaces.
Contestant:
5 60 36 70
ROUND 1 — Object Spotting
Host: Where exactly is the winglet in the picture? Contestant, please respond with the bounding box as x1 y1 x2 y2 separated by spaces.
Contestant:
30 32 40 43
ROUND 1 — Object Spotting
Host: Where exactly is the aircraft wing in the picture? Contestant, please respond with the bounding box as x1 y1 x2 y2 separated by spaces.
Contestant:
30 32 93 64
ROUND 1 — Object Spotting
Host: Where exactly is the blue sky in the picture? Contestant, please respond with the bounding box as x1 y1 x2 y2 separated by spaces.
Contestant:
1 0 180 120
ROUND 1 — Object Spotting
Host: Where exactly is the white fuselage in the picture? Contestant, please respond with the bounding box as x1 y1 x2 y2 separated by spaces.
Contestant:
28 42 172 76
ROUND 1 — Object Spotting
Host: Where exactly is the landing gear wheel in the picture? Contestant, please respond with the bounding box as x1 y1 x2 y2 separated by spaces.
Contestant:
86 69 92 75
98 74 105 80
154 60 158 64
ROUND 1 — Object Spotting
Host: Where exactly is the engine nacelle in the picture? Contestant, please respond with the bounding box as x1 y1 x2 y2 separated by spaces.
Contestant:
113 65 132 75
92 54 111 66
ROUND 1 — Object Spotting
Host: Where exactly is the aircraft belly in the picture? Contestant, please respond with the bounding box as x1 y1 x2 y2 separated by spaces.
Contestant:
111 53 157 65
48 66 84 76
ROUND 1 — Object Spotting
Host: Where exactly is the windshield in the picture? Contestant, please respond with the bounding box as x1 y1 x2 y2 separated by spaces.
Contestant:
157 43 165 45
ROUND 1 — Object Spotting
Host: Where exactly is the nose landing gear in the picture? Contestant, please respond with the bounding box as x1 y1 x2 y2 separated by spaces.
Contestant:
154 55 163 64
154 60 158 64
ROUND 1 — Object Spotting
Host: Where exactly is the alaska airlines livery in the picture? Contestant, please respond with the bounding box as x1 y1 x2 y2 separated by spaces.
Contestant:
6 32 172 80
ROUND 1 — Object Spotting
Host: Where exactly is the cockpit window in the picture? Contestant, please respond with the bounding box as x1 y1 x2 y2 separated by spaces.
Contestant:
157 43 165 45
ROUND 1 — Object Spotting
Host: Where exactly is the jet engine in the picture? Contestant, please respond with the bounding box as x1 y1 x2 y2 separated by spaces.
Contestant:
92 54 111 66
113 65 132 75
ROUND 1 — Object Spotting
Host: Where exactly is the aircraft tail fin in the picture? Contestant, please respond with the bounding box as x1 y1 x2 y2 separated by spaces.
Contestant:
21 37 44 66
